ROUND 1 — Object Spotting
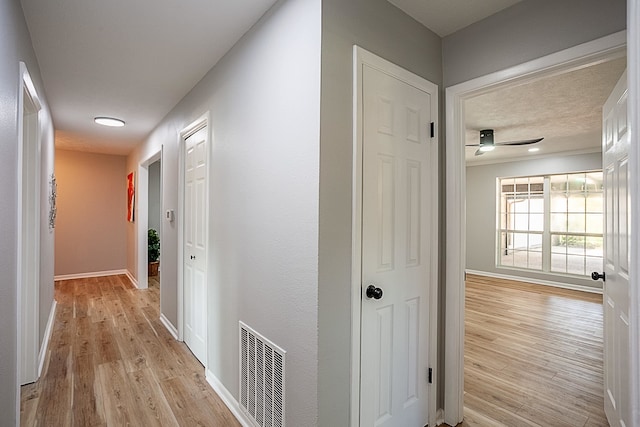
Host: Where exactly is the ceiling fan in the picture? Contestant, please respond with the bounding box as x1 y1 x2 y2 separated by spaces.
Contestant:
466 129 544 156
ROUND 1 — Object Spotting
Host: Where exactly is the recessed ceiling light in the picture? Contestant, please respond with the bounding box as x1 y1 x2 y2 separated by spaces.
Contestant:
94 117 125 127
528 147 540 152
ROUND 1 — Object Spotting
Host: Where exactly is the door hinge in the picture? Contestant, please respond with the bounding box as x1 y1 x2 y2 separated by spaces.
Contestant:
430 122 435 138
428 367 433 384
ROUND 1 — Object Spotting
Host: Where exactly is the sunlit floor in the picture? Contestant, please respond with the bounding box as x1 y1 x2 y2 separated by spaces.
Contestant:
458 274 607 427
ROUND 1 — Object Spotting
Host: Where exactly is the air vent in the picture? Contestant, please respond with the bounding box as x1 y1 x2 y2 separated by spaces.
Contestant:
240 322 285 427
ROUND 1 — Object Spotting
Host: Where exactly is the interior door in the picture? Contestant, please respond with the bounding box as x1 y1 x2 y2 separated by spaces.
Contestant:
360 64 434 427
184 126 207 365
600 70 630 427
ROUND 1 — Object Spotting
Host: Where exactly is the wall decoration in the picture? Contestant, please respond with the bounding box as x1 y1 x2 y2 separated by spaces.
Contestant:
48 173 57 229
127 171 135 222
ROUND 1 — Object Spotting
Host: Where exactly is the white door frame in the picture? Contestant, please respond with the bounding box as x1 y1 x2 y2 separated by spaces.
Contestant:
177 113 210 345
627 1 640 424
137 149 163 290
17 61 42 392
351 46 439 427
443 31 628 425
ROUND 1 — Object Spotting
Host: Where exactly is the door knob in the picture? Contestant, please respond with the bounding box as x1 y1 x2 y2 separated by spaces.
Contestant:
591 271 605 281
366 284 383 300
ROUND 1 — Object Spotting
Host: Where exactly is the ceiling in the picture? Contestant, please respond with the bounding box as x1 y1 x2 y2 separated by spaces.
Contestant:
21 0 623 159
464 57 627 165
20 0 278 155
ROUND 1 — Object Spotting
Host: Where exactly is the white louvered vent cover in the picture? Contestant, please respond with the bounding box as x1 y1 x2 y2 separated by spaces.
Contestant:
240 322 285 427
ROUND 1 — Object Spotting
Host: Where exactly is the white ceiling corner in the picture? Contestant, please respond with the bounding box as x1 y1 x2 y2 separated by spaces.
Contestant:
387 0 523 37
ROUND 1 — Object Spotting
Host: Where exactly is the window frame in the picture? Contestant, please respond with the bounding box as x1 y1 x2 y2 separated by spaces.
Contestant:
497 170 603 277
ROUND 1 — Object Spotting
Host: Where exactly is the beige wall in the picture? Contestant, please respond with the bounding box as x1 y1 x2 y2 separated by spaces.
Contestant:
55 149 128 276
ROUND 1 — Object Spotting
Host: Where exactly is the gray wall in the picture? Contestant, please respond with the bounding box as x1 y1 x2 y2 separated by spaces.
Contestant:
466 153 603 289
148 160 161 234
127 0 321 425
0 0 55 425
318 1 442 425
443 0 627 87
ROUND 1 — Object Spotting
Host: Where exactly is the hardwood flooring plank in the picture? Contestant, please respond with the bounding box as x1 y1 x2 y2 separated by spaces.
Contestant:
463 393 538 427
72 352 105 427
93 319 122 365
160 376 241 427
127 368 179 426
89 296 110 323
98 360 147 426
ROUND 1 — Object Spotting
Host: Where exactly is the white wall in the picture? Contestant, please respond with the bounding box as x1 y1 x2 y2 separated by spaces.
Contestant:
126 0 321 425
148 160 161 234
319 0 443 424
0 0 55 424
466 153 603 289
443 0 626 87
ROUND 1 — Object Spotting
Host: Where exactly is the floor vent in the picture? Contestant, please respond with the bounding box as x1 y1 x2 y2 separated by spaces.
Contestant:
240 322 285 427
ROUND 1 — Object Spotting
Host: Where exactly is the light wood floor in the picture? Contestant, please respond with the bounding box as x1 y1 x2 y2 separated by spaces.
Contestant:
458 274 607 427
20 274 240 427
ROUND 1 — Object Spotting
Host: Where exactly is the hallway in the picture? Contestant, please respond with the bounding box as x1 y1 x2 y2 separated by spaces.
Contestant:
20 275 239 426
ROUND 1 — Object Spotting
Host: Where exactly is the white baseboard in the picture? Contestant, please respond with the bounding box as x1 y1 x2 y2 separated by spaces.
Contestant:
466 269 603 294
205 370 256 427
54 269 128 281
160 313 179 340
38 300 57 377
125 269 138 288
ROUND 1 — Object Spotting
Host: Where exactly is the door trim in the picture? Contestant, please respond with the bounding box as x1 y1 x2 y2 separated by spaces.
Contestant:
351 46 439 427
628 1 640 423
177 113 210 347
17 61 42 392
136 149 162 291
443 31 627 425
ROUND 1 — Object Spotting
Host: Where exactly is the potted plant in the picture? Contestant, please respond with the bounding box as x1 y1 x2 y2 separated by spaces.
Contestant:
148 228 160 276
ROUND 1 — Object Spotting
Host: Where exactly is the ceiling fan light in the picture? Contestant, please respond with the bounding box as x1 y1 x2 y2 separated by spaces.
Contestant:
479 145 495 152
480 129 494 144
94 116 125 127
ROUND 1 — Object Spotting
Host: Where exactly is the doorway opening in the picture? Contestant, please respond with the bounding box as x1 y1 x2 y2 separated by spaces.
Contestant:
137 150 162 295
147 159 162 295
444 32 627 425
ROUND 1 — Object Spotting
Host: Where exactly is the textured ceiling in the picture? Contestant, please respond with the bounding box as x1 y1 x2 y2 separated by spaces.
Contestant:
387 0 522 36
20 0 278 155
465 57 627 164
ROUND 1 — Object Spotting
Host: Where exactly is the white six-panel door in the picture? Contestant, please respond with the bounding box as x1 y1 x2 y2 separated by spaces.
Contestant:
360 64 435 427
184 126 208 365
602 70 630 427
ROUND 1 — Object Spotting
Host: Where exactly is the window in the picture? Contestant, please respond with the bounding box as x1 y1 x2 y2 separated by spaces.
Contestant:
498 171 603 277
